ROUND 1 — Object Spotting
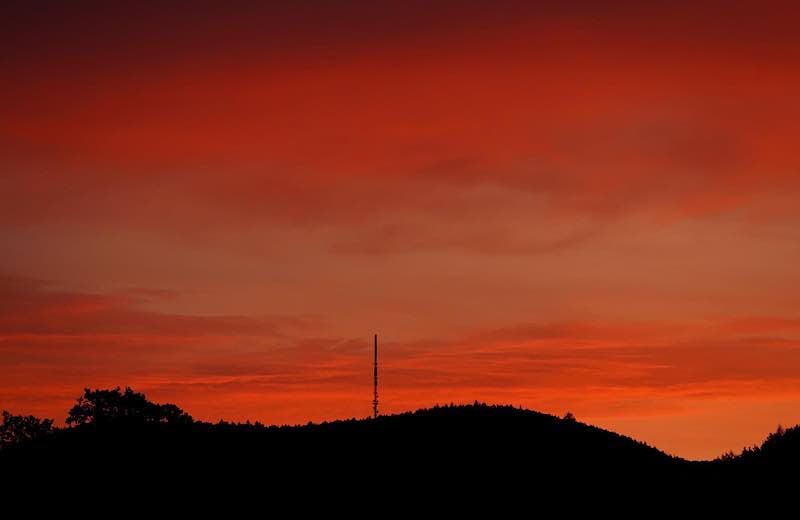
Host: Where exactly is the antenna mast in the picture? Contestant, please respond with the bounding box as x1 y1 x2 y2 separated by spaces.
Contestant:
372 333 379 419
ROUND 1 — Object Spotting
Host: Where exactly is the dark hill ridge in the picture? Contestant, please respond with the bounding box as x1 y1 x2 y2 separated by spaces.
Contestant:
2 398 798 499
3 403 687 485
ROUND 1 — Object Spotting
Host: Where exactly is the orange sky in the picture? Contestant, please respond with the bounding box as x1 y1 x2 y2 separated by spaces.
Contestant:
2 1 800 459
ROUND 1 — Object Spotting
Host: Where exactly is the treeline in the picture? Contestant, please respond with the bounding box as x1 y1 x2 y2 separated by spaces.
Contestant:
2 386 798 469
1 387 194 450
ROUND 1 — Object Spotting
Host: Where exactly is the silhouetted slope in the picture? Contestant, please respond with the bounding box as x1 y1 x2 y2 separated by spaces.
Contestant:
5 400 797 507
2 403 690 491
718 424 800 471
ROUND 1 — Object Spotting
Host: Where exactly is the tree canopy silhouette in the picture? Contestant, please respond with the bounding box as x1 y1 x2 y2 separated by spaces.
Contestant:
0 410 53 448
66 386 192 426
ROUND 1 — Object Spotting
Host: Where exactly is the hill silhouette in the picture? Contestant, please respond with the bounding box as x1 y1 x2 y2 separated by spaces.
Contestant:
1 387 797 502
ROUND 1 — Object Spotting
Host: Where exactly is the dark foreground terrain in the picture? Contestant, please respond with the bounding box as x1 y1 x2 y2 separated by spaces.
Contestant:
2 388 798 504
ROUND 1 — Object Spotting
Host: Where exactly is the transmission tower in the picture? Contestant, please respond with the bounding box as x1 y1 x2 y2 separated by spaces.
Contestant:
373 333 379 419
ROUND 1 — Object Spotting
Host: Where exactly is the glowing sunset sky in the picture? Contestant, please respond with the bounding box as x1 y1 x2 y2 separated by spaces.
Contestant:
2 1 800 459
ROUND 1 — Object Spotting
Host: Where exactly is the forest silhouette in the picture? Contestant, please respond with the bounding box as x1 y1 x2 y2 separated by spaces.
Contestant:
2 386 797 499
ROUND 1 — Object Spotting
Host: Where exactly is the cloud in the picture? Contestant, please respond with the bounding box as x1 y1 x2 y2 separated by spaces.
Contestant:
0 274 315 336
1 1 799 253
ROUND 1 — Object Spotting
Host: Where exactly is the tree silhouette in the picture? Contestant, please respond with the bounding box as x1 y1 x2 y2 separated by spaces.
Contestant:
0 410 54 448
66 387 192 426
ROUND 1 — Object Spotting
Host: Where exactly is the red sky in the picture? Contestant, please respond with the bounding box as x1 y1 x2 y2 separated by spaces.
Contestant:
2 0 800 459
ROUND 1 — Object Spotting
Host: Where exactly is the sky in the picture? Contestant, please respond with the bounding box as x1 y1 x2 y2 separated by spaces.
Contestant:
2 0 800 460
